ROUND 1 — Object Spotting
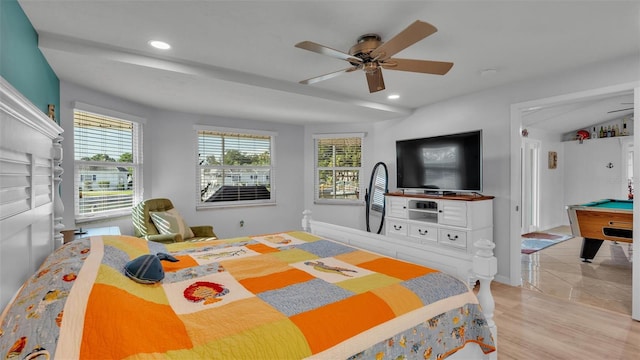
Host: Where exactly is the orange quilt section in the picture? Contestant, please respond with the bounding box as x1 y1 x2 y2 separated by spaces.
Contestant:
239 268 315 294
162 254 199 272
358 257 438 280
80 283 192 359
290 291 395 354
245 242 280 254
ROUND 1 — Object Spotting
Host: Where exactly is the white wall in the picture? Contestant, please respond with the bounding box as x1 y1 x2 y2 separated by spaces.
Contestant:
60 82 305 238
564 136 630 207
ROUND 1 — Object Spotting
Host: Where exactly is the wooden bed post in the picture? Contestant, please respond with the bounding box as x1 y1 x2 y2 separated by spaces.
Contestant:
473 239 498 356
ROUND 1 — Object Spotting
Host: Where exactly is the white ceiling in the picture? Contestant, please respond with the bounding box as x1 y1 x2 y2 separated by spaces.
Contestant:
18 0 639 128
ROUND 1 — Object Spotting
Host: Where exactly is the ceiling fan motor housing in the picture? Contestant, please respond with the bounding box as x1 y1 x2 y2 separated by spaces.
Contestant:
349 34 383 64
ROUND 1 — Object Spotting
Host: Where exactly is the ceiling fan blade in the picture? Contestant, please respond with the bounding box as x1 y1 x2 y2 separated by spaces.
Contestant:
365 68 385 93
370 20 437 61
299 66 359 85
295 41 363 64
381 58 453 75
607 107 634 113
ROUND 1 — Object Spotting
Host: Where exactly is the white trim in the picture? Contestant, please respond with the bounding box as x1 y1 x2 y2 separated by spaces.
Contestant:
194 124 278 138
73 101 146 124
0 76 63 138
312 132 366 139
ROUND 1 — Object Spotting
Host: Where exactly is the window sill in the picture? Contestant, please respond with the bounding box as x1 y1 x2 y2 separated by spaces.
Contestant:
197 201 276 210
75 210 131 224
314 200 365 206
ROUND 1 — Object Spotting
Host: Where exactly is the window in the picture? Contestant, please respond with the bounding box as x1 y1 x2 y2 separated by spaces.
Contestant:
196 126 275 207
73 105 143 221
314 133 364 204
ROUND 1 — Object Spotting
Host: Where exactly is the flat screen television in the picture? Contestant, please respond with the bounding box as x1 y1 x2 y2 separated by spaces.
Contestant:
396 130 482 193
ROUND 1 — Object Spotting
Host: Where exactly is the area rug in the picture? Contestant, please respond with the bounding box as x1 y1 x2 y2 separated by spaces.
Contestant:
521 232 573 254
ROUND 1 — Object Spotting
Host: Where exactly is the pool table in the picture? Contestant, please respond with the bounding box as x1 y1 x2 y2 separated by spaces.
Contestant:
566 199 633 262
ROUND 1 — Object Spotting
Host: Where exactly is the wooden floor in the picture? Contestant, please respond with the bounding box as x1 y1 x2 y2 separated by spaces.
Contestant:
491 226 639 359
521 226 632 314
492 282 640 359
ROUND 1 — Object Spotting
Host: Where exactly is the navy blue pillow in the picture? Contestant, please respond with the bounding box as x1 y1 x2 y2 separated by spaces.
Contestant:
125 253 178 284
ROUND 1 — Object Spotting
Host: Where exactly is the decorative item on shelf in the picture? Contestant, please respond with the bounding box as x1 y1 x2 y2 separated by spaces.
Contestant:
628 179 634 200
576 129 589 144
47 104 55 121
521 128 528 137
548 151 557 169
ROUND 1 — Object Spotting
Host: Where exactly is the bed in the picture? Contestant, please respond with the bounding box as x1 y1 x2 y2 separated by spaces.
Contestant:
0 219 496 359
0 76 497 359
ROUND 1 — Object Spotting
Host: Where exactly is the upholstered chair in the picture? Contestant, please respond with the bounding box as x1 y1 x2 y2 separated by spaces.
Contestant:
132 198 217 243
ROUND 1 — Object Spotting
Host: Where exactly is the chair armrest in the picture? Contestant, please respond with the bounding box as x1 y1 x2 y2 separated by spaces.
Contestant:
144 233 183 243
190 225 216 238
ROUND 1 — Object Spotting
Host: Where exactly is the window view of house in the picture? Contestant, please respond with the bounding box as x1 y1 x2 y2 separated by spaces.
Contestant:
73 110 142 219
315 136 362 201
197 129 274 205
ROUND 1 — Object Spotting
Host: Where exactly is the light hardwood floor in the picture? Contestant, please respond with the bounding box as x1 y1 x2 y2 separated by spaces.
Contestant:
490 227 639 359
491 282 640 359
521 226 632 314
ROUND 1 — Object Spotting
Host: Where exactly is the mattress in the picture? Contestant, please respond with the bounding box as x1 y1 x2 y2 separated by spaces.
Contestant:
0 231 495 359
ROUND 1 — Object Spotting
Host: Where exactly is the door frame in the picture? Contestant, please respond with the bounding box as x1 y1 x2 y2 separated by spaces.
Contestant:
509 81 640 320
521 138 541 234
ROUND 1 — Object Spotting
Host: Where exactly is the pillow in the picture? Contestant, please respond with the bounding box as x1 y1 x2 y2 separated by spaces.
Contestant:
149 208 195 240
124 253 179 284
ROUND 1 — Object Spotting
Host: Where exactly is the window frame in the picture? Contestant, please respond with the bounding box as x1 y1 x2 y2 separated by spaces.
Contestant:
313 133 365 205
195 125 277 209
73 102 144 222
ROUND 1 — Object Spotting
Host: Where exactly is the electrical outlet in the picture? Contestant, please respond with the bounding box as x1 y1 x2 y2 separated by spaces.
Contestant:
239 220 245 227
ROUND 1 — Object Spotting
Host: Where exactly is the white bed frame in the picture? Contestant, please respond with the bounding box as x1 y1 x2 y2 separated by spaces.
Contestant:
0 77 64 310
303 211 498 359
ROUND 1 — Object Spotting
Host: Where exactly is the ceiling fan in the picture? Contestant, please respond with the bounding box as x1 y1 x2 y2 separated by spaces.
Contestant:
295 20 453 93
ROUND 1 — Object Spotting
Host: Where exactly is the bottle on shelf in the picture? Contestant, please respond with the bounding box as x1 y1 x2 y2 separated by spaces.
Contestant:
600 126 605 138
592 127 597 139
622 118 629 136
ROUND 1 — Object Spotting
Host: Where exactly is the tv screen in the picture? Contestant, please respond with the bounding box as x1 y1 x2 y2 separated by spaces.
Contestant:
396 130 482 193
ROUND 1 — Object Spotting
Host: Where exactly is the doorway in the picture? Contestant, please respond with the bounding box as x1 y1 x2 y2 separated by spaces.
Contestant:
510 82 639 320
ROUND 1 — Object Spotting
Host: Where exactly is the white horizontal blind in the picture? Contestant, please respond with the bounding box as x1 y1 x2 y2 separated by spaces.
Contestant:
197 130 274 205
74 110 142 220
315 136 362 202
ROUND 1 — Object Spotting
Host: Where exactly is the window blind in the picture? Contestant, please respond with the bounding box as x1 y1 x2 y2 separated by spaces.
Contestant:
197 130 274 205
315 136 362 202
74 110 142 219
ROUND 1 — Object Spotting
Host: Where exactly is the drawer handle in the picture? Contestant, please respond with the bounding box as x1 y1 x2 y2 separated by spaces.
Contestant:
393 224 403 230
447 234 459 241
418 229 428 235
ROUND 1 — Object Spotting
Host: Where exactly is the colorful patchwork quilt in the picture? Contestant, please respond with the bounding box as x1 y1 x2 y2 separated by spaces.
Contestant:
0 232 495 359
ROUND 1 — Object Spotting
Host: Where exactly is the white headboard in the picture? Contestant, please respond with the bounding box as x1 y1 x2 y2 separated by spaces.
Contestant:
0 77 63 310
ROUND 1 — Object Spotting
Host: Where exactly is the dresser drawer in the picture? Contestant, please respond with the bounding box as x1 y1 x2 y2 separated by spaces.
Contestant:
408 223 438 243
438 229 467 249
386 219 408 237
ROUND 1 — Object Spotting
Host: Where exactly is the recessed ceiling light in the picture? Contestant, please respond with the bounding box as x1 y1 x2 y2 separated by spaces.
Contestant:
149 40 171 50
480 68 497 77
388 94 400 100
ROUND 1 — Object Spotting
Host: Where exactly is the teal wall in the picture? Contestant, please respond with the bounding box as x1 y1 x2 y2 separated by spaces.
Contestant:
0 0 59 122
